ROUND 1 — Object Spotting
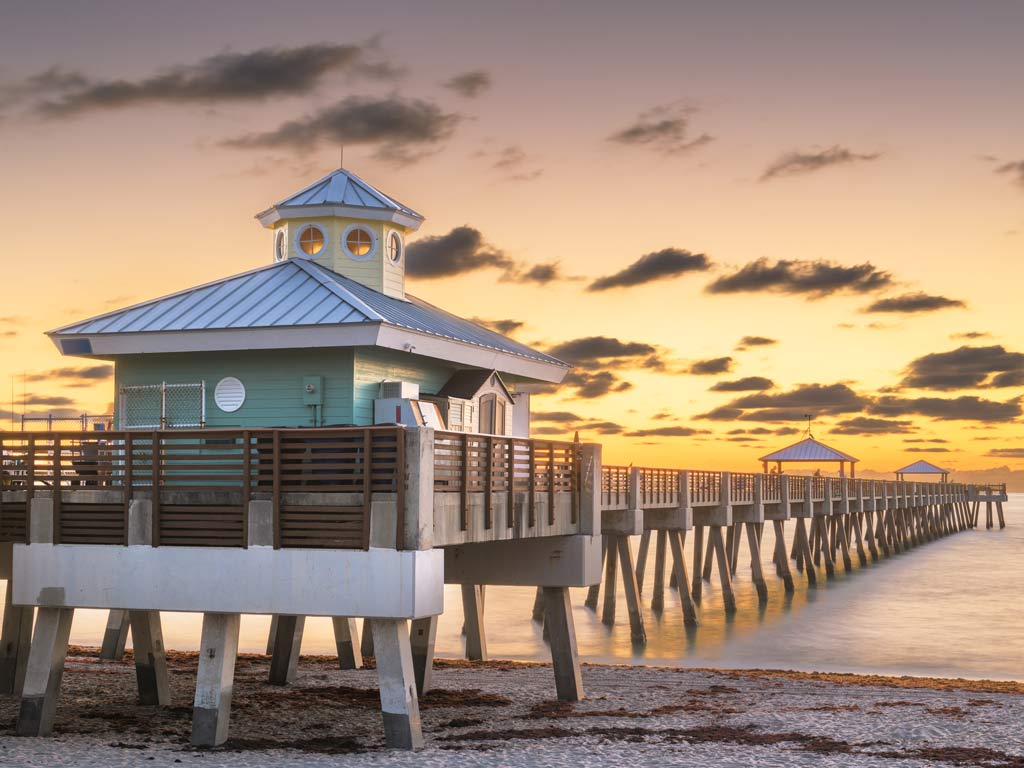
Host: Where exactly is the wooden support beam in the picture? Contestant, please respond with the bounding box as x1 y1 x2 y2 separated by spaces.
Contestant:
614 535 646 643
668 530 698 625
651 529 667 612
332 617 362 670
409 615 437 697
542 587 583 702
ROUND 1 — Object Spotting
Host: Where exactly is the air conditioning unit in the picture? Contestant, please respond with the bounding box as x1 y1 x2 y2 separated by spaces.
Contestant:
379 381 419 400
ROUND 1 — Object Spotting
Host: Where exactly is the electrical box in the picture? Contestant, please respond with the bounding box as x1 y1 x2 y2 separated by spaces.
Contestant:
302 375 324 406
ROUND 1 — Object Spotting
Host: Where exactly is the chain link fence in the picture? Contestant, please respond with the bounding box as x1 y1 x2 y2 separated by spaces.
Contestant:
118 382 206 430
19 414 114 431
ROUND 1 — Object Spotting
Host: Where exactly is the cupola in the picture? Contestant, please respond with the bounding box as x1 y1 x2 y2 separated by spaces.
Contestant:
255 169 424 300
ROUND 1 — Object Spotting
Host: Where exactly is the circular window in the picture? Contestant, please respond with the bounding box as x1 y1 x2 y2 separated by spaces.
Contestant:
274 230 287 261
385 231 403 264
296 224 325 257
214 377 246 413
343 225 377 261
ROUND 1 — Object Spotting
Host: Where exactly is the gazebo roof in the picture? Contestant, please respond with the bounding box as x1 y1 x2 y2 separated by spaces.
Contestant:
759 436 858 464
894 459 949 475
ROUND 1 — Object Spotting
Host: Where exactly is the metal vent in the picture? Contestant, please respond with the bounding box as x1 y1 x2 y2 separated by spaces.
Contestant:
214 377 246 413
379 381 419 400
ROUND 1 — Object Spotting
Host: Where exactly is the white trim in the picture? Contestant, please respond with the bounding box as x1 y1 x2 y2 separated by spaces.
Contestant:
273 228 287 262
257 205 423 231
293 222 327 259
49 324 570 382
342 223 378 261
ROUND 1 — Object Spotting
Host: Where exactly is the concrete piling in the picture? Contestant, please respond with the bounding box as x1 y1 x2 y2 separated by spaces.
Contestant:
462 584 487 661
99 609 130 661
542 586 583 702
129 610 170 706
0 579 33 695
268 614 305 685
191 612 241 747
616 535 646 643
371 618 424 751
16 607 74 737
410 615 437 696
332 617 363 670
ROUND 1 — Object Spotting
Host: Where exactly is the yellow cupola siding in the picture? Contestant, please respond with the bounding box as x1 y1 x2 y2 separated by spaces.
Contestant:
255 169 424 300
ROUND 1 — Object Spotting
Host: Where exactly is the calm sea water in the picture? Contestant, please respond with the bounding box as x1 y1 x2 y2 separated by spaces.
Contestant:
12 494 1021 681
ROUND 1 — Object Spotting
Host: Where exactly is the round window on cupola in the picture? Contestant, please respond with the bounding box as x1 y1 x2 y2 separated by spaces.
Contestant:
343 224 377 261
385 231 403 264
295 224 326 257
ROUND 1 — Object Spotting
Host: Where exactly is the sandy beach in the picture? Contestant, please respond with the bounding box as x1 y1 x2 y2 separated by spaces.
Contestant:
1 648 1021 767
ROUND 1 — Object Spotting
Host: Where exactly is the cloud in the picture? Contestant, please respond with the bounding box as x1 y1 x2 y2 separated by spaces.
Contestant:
909 447 952 453
699 383 866 421
710 376 774 392
561 370 633 399
607 103 714 156
988 448 1024 458
900 345 1024 390
830 417 915 435
0 315 26 325
547 337 657 365
952 331 990 340
470 317 524 336
689 357 733 375
405 226 563 283
587 248 711 291
23 395 76 407
223 95 460 163
736 336 777 350
905 438 948 444
864 292 966 314
869 395 1021 422
25 365 113 387
624 426 710 437
443 70 492 98
706 257 892 298
532 411 583 423
476 145 544 182
996 160 1024 187
760 145 880 181
25 43 400 117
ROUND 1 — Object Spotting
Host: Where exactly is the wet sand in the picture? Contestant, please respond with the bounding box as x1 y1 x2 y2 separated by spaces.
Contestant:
1 648 1022 767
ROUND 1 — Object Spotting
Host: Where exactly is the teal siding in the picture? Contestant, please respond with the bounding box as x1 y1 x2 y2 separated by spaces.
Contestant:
114 349 355 428
353 348 455 425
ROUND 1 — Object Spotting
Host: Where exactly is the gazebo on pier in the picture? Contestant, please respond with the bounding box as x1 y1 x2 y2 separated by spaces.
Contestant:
759 436 859 477
895 459 950 483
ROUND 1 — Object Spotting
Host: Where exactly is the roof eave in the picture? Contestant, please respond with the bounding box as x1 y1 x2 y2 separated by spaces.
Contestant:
256 204 424 230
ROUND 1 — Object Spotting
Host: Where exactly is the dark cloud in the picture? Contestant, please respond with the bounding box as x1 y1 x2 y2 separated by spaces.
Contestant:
443 70 492 98
905 438 949 444
996 160 1024 187
864 292 966 314
25 365 113 387
988 448 1024 458
736 336 777 350
689 357 733 375
624 426 709 437
588 248 711 291
577 421 625 435
869 395 1021 422
900 345 1024 390
531 411 583 423
562 370 633 399
706 258 892 298
699 383 866 421
23 395 76 407
729 427 775 435
469 317 524 336
710 376 774 392
651 411 674 420
223 96 460 163
952 331 990 340
547 337 656 365
0 315 26 325
405 226 563 283
25 43 400 117
476 145 543 182
760 145 880 181
909 447 952 453
607 103 714 156
830 417 915 435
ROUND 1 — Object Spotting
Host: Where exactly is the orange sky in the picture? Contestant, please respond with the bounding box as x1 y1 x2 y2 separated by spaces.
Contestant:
1 1 1022 480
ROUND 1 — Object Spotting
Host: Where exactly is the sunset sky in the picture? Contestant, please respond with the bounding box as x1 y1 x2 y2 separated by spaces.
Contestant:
1 1 1022 481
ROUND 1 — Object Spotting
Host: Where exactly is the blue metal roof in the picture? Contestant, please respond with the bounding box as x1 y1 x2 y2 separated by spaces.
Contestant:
895 459 949 474
51 259 566 368
272 169 423 220
759 437 858 463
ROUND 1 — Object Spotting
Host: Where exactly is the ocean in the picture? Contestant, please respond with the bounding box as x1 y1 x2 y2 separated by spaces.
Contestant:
24 494 1022 681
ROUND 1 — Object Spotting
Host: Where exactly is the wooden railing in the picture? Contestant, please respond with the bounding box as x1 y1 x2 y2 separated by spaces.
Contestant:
432 432 580 531
0 428 405 549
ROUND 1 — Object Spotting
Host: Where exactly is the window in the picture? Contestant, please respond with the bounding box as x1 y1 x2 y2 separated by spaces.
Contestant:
297 225 325 256
275 230 286 261
386 231 403 264
346 227 373 258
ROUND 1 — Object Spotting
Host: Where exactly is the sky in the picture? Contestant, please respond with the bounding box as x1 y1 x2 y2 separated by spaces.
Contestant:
0 1 1022 482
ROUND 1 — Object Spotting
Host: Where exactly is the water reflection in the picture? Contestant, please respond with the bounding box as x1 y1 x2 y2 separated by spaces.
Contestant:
12 497 1021 681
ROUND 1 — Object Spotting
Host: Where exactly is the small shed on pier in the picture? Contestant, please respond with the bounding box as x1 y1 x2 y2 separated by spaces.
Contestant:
894 459 950 483
759 436 859 477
